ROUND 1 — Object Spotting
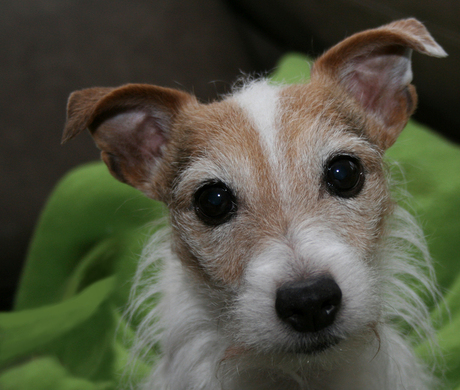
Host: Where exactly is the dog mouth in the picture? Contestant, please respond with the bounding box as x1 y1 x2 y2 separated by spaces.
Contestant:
288 333 343 355
222 333 344 364
222 334 342 361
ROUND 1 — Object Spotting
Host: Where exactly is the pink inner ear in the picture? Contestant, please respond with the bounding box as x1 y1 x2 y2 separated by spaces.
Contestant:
99 110 168 162
92 109 170 186
128 111 168 159
342 47 413 126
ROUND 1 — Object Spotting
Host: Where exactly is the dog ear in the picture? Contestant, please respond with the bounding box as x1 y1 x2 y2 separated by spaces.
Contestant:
62 84 194 200
311 18 446 149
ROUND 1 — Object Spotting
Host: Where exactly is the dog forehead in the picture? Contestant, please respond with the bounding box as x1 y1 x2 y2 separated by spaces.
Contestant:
229 80 364 161
232 80 281 159
172 79 379 225
175 79 368 190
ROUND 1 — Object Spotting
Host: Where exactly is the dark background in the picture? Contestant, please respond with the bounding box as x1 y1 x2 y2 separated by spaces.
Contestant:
2 0 459 310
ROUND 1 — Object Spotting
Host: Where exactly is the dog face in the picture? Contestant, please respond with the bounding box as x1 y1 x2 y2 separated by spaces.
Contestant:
163 81 389 356
62 19 445 358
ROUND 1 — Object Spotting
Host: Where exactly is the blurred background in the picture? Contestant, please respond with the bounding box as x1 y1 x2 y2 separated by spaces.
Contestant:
1 0 459 311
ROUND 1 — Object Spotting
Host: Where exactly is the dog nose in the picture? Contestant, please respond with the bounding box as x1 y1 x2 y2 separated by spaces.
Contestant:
275 276 342 333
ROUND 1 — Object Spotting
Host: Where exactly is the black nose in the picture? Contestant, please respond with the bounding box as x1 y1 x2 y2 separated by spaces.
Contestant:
275 276 342 333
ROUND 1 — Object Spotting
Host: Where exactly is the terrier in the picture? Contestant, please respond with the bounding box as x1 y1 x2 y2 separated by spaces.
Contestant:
63 19 446 390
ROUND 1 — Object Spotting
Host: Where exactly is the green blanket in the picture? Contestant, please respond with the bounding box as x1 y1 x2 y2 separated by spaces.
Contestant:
1 54 460 389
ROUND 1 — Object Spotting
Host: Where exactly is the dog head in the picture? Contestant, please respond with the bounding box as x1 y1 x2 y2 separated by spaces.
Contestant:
63 19 445 357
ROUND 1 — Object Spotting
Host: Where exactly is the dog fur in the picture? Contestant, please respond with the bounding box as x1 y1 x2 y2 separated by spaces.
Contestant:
63 19 446 390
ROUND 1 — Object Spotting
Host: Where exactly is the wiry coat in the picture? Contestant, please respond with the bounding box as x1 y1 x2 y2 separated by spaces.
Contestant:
62 19 446 390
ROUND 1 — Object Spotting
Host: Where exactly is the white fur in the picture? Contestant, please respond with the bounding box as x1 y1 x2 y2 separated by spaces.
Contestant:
234 80 281 168
124 204 440 390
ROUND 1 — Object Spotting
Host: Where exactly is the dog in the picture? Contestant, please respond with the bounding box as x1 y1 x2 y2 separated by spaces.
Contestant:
62 19 446 390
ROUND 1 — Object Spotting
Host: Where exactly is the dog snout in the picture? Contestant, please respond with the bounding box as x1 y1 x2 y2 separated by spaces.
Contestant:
275 276 342 333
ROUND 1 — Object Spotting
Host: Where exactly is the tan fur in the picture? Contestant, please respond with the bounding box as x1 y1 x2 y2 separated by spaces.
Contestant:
312 19 446 149
63 84 196 199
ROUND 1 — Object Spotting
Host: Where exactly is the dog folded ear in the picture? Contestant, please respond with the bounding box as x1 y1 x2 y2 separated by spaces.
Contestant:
311 18 447 149
62 84 194 199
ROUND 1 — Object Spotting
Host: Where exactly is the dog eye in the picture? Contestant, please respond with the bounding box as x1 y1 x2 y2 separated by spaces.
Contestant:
194 182 236 225
325 155 364 198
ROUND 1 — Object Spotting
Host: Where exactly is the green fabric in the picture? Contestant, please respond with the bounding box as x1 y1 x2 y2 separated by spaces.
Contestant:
1 53 460 389
1 162 164 389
